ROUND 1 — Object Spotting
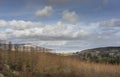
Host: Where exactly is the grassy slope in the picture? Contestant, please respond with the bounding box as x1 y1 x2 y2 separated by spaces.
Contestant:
0 50 120 77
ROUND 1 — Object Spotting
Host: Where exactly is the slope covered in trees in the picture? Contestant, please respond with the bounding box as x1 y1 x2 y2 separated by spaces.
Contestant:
73 47 120 64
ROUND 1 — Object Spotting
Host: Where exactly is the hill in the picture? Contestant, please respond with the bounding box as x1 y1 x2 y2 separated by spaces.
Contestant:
72 47 120 64
0 39 52 52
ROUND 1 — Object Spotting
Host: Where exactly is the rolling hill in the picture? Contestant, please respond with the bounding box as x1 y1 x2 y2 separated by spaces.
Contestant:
72 47 120 64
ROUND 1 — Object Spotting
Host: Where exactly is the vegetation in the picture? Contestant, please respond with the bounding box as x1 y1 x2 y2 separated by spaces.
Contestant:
80 53 120 64
74 47 120 64
0 50 120 77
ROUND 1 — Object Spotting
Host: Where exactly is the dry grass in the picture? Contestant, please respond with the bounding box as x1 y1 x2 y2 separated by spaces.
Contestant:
0 50 120 77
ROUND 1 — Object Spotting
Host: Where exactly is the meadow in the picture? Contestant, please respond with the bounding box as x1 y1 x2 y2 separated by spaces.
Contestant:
0 50 120 77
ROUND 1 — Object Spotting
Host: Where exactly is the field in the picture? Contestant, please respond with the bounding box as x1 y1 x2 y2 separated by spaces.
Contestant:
0 50 120 77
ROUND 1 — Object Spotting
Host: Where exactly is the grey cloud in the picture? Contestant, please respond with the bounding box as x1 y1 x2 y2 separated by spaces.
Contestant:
100 19 120 27
62 10 79 24
35 6 53 17
47 0 72 4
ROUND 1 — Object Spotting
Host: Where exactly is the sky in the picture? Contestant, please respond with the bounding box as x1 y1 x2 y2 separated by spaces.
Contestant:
0 0 120 53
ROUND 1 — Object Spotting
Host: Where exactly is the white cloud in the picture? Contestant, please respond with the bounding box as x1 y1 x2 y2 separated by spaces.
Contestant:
35 6 53 17
0 20 90 41
0 20 8 27
1 19 120 51
1 19 119 42
0 20 44 30
0 33 6 39
62 10 79 23
39 41 67 46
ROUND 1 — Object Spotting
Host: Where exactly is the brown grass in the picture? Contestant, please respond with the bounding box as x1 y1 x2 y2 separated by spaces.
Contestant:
0 50 120 77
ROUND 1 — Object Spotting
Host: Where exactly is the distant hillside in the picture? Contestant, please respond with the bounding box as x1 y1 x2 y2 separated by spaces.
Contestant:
72 47 120 64
0 39 52 52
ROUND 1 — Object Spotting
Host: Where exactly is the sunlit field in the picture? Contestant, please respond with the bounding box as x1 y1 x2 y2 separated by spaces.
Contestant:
0 50 120 77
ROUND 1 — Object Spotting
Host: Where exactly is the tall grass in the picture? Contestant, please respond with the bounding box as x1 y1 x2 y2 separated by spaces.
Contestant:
0 50 120 77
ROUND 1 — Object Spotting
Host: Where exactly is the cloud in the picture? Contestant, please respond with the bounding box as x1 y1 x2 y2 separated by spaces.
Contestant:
1 19 119 42
0 20 8 27
1 19 120 51
35 6 53 17
62 10 79 23
100 19 120 27
0 20 44 30
39 41 67 46
0 33 6 39
47 0 71 4
0 20 90 41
